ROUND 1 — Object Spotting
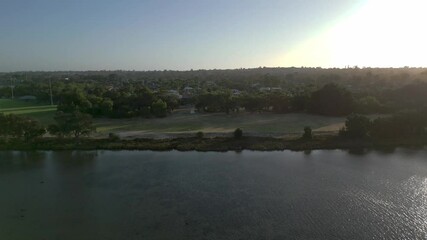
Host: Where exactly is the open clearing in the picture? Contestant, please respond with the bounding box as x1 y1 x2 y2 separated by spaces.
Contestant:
95 108 346 138
0 101 348 138
0 99 57 124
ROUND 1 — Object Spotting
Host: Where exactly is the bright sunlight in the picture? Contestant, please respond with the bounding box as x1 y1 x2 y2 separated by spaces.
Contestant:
281 0 427 68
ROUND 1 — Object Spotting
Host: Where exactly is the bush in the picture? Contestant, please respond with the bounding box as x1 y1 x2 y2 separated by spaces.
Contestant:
302 126 312 140
370 110 427 139
234 128 243 139
340 114 372 138
196 131 204 139
151 99 168 118
48 111 95 138
0 113 45 141
108 133 120 141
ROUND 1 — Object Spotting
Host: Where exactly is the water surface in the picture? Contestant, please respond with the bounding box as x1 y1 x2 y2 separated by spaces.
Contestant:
1 149 427 240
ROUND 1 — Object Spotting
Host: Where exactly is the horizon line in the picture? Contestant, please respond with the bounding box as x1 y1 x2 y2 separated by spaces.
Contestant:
2 66 427 74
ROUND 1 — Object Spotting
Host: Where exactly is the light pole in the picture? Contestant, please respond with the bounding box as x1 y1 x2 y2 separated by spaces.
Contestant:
49 78 53 106
10 77 15 99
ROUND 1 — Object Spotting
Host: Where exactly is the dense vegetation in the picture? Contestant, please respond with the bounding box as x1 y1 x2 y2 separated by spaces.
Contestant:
340 110 427 139
1 67 427 149
2 67 426 118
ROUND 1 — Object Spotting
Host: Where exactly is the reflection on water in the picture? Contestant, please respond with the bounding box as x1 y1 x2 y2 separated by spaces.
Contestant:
1 149 427 240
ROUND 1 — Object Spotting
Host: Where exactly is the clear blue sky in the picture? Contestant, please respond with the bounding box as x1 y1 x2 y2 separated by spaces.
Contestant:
0 0 367 71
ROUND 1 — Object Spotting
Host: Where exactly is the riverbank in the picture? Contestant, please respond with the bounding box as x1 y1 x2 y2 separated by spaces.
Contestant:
1 135 426 152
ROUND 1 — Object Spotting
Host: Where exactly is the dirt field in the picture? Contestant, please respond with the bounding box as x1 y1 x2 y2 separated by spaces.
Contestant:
94 107 347 139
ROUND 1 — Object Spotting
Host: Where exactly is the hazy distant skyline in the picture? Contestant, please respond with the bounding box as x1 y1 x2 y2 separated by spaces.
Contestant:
1 0 426 72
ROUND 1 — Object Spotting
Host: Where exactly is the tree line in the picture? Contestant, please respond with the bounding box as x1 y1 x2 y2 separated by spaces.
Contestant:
340 110 427 139
195 83 386 116
0 111 95 141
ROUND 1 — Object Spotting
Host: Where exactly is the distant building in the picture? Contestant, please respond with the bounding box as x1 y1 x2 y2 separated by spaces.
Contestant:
183 86 193 93
259 87 271 92
19 95 37 101
271 87 282 92
231 89 241 96
166 90 182 99
259 87 282 93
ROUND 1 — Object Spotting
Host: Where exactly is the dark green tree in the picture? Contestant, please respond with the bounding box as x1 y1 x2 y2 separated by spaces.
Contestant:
57 88 92 113
48 111 95 138
309 83 355 116
340 114 372 138
302 126 312 140
234 128 243 139
0 114 45 141
151 99 168 117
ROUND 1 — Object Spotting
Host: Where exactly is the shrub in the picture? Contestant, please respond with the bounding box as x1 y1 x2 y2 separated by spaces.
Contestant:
151 99 167 118
234 128 243 139
48 111 95 138
341 114 372 138
108 133 120 141
196 131 204 139
302 126 312 140
0 113 45 141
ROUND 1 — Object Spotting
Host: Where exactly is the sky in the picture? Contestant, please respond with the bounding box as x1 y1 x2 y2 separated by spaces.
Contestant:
0 0 426 71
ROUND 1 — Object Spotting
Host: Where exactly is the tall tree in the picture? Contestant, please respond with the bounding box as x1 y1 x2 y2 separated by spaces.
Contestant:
48 111 95 138
309 83 355 116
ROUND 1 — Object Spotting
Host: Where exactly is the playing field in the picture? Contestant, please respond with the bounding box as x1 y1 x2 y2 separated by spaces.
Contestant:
0 99 57 124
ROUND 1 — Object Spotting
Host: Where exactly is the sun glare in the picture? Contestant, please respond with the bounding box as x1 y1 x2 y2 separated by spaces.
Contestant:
280 0 427 68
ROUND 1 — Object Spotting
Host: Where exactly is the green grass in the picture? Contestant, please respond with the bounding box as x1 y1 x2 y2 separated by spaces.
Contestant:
0 99 57 125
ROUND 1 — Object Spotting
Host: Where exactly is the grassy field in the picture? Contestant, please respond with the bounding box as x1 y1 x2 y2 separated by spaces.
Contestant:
0 100 349 137
95 108 347 137
0 99 57 124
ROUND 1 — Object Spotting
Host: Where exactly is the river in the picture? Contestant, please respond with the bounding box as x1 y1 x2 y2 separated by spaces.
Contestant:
1 149 427 239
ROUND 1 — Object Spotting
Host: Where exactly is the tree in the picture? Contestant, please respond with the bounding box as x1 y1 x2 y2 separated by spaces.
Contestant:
151 99 168 117
0 113 22 138
309 83 354 116
234 128 243 139
268 93 290 113
195 92 234 113
302 126 312 140
370 110 427 139
0 113 45 141
239 94 265 112
356 96 384 114
340 114 371 138
57 88 92 113
160 94 180 112
21 118 46 141
48 111 95 138
196 131 204 139
290 94 310 112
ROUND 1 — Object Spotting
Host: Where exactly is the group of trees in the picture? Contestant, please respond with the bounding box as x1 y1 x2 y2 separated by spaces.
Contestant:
48 111 95 138
0 113 45 141
3 68 427 120
340 110 427 139
57 84 174 118
195 84 382 116
0 111 95 141
2 69 427 145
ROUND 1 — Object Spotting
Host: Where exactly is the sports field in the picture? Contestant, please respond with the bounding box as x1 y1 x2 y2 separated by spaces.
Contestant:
0 99 57 124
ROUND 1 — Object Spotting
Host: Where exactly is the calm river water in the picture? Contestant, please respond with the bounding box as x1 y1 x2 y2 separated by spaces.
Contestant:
1 149 427 240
